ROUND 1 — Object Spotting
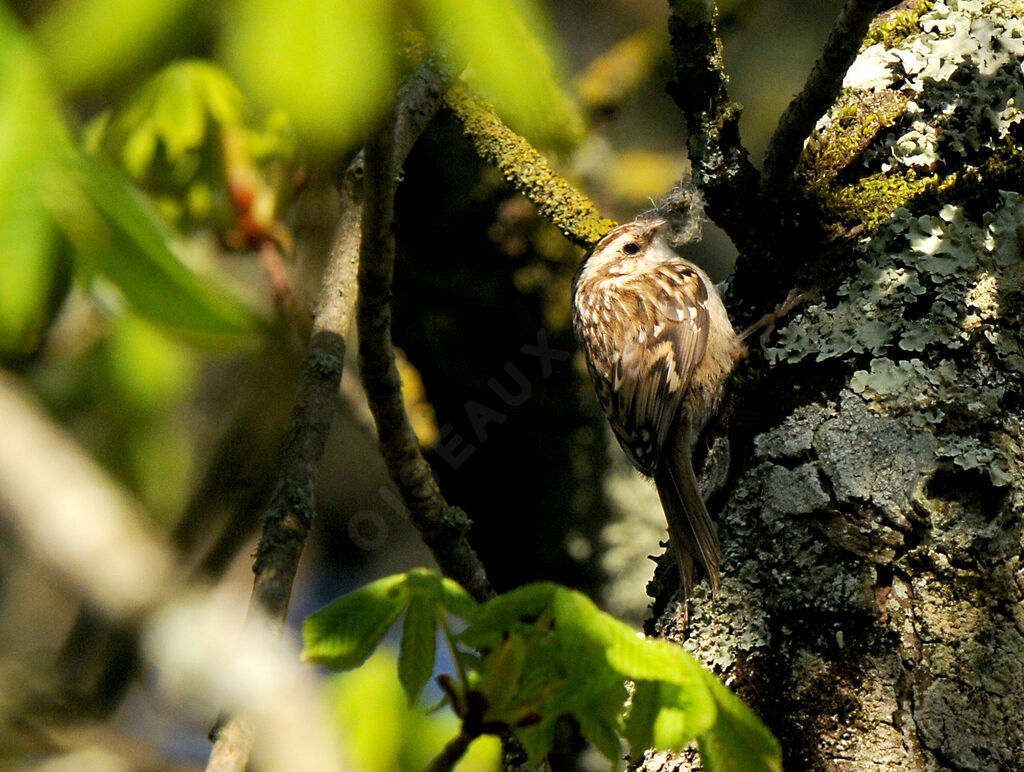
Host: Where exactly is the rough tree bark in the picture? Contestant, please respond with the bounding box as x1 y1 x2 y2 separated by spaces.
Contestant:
625 1 1024 769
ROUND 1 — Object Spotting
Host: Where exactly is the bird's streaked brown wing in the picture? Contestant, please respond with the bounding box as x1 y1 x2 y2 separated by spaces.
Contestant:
581 263 709 475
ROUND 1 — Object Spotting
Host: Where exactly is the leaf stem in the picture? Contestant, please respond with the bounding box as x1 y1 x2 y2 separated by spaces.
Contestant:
438 610 470 691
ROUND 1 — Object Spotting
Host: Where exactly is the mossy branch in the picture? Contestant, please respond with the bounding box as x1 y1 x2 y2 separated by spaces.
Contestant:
445 84 616 250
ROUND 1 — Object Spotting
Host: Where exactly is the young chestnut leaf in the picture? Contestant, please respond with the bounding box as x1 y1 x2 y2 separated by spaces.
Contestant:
697 670 782 772
302 573 409 671
304 569 480 707
398 592 438 707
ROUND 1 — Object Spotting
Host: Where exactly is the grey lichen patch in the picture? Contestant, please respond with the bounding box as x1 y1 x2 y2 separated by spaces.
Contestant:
768 187 1024 502
752 402 826 460
762 463 830 521
815 392 938 531
770 192 1024 366
800 0 1024 230
675 575 773 675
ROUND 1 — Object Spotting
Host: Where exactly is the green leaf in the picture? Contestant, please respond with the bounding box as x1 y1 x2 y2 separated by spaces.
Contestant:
475 632 529 719
626 680 705 752
104 313 198 411
303 574 410 670
399 593 438 706
623 680 660 752
54 153 262 339
327 649 504 772
308 574 779 771
105 60 248 178
153 65 208 162
0 8 71 357
0 180 64 358
697 670 782 772
221 0 398 156
607 636 715 737
576 710 623 763
34 0 199 94
459 581 559 650
439 575 480 621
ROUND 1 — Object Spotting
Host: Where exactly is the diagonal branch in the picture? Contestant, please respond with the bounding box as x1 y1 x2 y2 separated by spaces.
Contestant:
445 84 616 250
761 0 890 192
356 114 494 603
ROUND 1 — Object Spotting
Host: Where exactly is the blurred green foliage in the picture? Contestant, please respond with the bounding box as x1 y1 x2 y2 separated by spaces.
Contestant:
415 0 584 149
0 0 586 525
220 0 583 155
327 649 502 771
1 7 264 360
304 569 782 770
35 0 199 93
1 0 583 358
0 4 72 357
221 0 399 159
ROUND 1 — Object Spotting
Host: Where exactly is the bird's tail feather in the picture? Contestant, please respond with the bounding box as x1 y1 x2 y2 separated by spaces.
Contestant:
654 437 722 598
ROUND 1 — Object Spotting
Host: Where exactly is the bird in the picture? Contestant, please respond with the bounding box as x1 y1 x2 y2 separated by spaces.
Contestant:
572 210 744 598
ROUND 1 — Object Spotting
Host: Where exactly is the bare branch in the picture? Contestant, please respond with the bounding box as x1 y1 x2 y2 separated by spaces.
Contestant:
761 0 890 191
207 62 453 770
356 116 494 603
426 726 481 772
249 61 452 636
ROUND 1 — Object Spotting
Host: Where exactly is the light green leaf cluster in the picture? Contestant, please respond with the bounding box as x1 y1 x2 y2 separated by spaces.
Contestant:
91 59 247 181
303 569 478 706
303 571 781 771
0 11 263 357
88 59 295 232
326 649 501 772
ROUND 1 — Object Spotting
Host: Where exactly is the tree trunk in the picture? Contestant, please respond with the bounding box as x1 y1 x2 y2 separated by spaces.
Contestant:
636 1 1024 768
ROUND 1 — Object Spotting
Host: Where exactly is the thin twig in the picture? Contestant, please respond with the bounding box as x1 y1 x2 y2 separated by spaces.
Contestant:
246 60 451 635
665 0 762 259
356 116 494 603
426 725 482 772
445 84 616 249
761 0 889 191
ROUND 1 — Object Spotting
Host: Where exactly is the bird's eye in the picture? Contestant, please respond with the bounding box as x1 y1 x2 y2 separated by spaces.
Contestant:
622 242 640 256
